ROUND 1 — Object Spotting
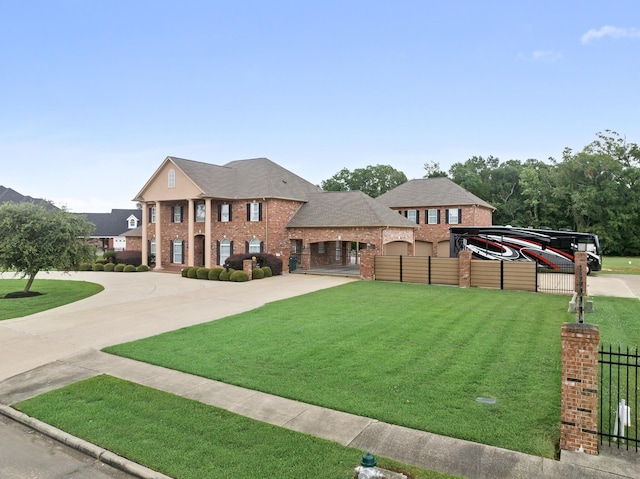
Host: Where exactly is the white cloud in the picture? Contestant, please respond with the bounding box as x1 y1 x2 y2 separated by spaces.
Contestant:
581 25 640 44
531 50 563 62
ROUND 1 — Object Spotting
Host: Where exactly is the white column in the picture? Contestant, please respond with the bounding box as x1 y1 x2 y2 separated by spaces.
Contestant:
141 203 148 266
155 201 162 269
188 199 195 267
205 198 212 268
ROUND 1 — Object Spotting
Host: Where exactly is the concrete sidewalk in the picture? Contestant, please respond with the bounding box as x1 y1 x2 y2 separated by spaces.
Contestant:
1 271 638 478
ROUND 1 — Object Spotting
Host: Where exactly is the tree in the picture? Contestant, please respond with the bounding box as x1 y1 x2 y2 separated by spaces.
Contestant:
321 164 408 198
0 202 95 294
423 161 448 178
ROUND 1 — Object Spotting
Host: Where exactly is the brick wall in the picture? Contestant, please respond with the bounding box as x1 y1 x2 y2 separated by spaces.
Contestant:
560 322 600 455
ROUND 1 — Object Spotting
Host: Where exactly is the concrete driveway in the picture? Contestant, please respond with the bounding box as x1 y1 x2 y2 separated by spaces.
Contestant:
587 273 640 299
0 271 355 382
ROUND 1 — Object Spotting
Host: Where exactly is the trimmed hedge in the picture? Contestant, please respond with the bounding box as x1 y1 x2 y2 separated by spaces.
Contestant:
219 269 233 281
196 268 210 280
115 250 142 267
136 265 149 272
230 270 249 282
252 268 265 279
208 267 224 280
262 266 272 277
181 268 190 278
92 263 105 271
104 263 115 272
79 262 92 271
123 265 136 272
187 268 198 279
225 253 283 275
114 264 125 272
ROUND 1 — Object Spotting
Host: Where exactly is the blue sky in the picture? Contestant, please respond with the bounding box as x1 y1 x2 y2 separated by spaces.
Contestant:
2 1 639 212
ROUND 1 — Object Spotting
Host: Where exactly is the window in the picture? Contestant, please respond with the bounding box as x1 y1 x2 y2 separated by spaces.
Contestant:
247 202 262 221
172 206 183 223
149 206 156 223
406 209 418 224
150 237 156 255
128 217 137 228
219 204 230 222
220 239 231 265
195 202 206 222
249 238 261 253
427 209 439 225
173 239 183 263
447 208 461 225
168 169 176 188
318 242 325 254
335 242 341 260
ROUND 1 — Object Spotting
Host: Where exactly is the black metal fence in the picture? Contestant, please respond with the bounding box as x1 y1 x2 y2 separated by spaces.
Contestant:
598 344 639 451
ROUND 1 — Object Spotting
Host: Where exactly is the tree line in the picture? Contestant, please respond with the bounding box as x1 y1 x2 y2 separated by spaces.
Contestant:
322 131 640 256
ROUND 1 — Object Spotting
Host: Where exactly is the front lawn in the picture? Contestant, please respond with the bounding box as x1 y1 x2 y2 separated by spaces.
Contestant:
105 282 580 457
16 375 460 479
0 278 103 320
599 256 640 274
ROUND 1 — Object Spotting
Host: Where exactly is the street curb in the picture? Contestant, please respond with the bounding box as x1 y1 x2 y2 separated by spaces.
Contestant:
0 404 172 479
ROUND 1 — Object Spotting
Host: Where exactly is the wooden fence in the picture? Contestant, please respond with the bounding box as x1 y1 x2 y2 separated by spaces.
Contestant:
374 256 537 292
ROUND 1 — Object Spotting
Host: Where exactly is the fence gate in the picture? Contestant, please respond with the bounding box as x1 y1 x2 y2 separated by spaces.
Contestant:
598 344 639 451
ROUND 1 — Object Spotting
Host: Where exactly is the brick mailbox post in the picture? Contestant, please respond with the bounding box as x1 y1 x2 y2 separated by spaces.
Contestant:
560 322 600 454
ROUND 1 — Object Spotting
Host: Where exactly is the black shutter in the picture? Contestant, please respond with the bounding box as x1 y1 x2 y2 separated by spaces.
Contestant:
404 210 407 217
245 241 249 253
437 209 441 224
217 204 222 221
169 240 174 262
170 207 175 222
445 209 449 224
258 203 263 221
246 203 251 221
216 241 220 265
260 241 264 253
180 206 184 222
230 241 234 255
148 207 152 223
416 211 420 224
228 205 232 221
458 208 462 224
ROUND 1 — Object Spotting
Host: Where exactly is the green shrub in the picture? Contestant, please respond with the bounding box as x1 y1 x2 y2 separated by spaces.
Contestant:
230 270 249 282
261 266 272 277
208 267 224 280
252 268 265 279
114 264 125 272
115 250 142 266
123 265 136 272
92 263 105 271
103 250 117 262
79 262 92 271
219 269 233 281
136 264 149 272
181 268 189 277
187 267 198 279
103 263 115 272
94 258 107 265
225 253 283 275
196 268 209 280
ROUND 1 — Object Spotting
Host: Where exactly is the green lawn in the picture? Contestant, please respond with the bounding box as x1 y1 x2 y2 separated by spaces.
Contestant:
0 278 103 320
16 375 460 479
105 281 597 458
599 256 640 274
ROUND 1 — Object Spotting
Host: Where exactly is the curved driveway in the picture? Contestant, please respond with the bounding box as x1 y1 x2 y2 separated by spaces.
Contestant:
0 271 355 382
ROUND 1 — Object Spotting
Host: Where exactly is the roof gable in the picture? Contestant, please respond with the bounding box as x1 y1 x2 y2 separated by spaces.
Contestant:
80 209 143 236
376 178 495 210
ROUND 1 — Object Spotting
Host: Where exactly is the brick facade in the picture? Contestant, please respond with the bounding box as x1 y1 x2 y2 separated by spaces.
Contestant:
560 322 600 455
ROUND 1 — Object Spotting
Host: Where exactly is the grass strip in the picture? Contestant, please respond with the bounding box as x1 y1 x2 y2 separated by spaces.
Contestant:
15 375 460 479
599 256 640 274
105 282 582 457
0 278 103 320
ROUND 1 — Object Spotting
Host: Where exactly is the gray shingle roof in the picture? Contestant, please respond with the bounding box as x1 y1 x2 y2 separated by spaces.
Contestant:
168 157 322 201
0 186 59 209
287 191 417 228
79 209 142 236
376 177 495 210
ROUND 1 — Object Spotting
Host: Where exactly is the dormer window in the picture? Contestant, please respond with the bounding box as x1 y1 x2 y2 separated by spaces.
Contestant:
127 215 139 229
168 169 176 188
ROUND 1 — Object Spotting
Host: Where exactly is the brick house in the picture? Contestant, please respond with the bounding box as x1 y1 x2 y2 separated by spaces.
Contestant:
133 156 417 272
376 178 495 258
80 209 142 252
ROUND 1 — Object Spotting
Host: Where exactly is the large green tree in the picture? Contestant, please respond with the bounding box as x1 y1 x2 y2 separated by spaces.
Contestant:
321 164 408 198
0 202 95 293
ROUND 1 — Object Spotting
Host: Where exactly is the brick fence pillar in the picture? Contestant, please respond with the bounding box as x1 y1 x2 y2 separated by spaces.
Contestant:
574 251 588 296
560 322 600 454
458 250 472 288
243 259 253 280
359 248 380 281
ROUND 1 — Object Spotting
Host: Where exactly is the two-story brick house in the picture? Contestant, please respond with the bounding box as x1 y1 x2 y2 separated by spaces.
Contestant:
376 177 495 257
133 156 418 272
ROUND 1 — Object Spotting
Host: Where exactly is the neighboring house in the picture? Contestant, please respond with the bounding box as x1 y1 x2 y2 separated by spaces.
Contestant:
376 177 495 257
80 209 142 252
0 185 59 209
132 157 417 272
